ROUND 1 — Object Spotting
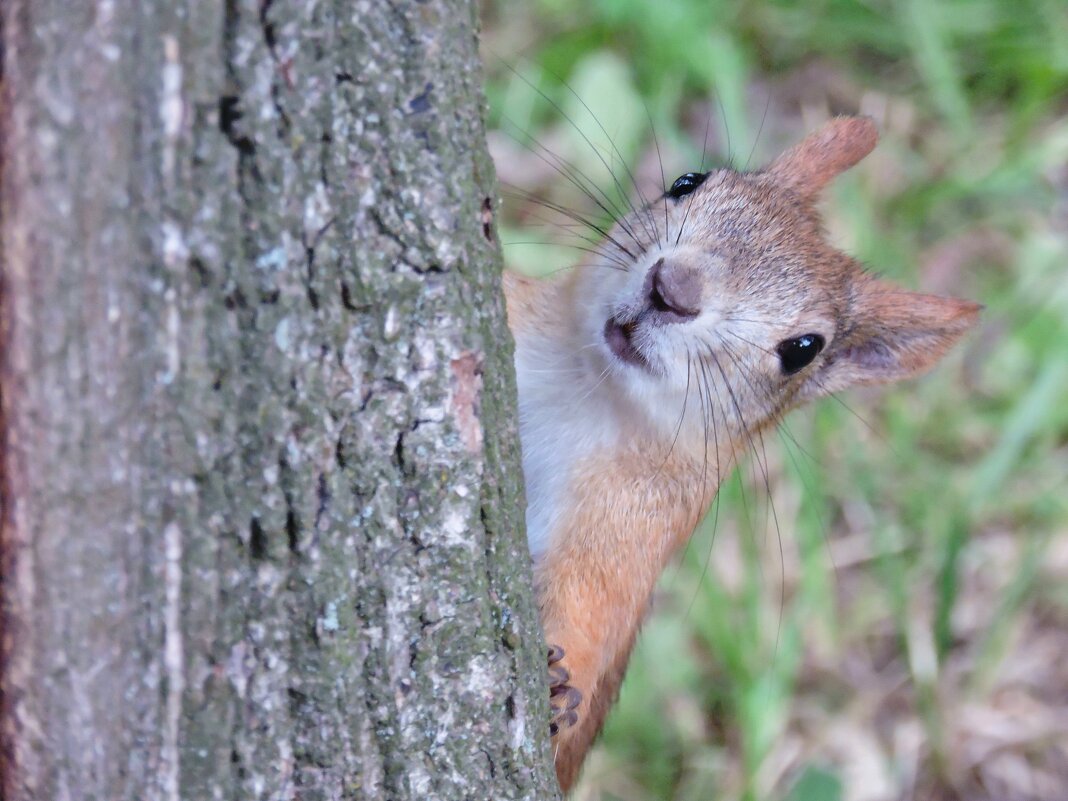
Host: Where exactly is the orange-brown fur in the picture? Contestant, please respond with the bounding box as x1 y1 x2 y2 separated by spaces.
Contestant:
534 446 722 788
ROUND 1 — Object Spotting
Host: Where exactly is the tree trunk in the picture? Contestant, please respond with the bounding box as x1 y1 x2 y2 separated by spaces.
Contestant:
0 1 558 799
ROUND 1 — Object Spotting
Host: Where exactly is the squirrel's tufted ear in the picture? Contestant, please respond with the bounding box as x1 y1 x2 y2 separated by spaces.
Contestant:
799 276 981 401
767 116 878 200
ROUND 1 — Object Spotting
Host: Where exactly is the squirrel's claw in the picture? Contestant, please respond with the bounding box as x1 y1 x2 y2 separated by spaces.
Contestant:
547 645 581 736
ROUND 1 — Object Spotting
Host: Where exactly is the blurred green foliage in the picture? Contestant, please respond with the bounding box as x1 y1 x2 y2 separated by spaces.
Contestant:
482 1 1068 798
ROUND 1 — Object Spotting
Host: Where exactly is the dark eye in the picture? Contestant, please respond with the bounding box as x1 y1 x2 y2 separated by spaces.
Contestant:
776 334 825 375
667 172 707 200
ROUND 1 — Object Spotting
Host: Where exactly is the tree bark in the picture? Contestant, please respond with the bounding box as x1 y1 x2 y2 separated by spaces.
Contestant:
0 1 558 799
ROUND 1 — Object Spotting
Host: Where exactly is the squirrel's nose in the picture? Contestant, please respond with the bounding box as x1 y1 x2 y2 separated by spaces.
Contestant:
646 257 701 322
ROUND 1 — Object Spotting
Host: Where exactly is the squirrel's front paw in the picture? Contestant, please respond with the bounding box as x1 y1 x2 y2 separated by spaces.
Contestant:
547 644 581 736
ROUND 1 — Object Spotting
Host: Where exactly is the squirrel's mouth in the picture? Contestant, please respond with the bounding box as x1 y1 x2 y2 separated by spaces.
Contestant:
604 317 650 370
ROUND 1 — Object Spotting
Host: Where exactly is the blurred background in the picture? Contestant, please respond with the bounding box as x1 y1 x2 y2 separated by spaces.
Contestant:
480 1 1068 799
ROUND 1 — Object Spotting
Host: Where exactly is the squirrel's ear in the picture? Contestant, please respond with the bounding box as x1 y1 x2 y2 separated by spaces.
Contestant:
801 278 981 399
768 116 878 200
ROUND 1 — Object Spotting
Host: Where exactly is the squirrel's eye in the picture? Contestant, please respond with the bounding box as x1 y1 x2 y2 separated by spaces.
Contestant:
667 172 707 199
776 334 825 375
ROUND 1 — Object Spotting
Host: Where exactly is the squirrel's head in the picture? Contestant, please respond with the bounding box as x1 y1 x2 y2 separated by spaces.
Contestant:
574 116 981 444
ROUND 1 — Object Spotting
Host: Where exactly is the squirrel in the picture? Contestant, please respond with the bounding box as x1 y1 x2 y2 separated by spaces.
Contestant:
502 117 980 792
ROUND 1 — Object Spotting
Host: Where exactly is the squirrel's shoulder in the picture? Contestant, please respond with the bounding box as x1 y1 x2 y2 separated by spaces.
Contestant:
503 269 574 338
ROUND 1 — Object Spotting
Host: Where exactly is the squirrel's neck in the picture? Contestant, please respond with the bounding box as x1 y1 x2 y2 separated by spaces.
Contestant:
506 270 739 561
534 441 724 589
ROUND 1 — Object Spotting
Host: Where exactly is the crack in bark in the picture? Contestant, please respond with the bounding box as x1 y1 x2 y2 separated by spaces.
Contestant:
313 471 330 531
257 0 292 136
218 96 256 158
249 518 268 560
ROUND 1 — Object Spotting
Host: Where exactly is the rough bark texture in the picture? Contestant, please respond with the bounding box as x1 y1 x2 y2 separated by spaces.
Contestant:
0 1 559 799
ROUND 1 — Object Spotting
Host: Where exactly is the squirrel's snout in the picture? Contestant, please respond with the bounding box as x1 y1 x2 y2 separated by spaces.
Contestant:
646 257 701 323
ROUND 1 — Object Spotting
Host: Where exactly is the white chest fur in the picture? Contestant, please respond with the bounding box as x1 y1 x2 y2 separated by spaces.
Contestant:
513 326 622 560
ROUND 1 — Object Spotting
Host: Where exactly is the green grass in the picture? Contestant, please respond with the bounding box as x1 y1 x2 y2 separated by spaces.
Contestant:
482 1 1068 798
